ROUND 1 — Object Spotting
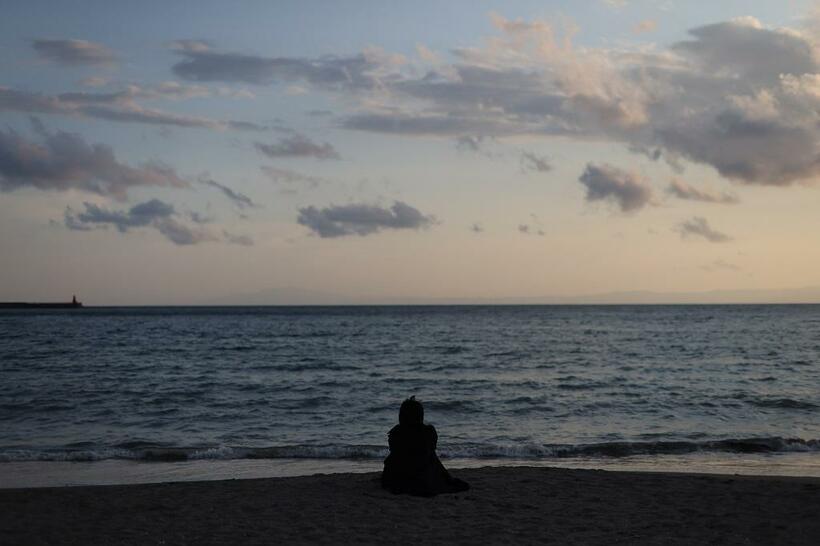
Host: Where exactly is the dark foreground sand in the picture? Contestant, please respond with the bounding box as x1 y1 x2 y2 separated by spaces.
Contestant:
2 466 819 545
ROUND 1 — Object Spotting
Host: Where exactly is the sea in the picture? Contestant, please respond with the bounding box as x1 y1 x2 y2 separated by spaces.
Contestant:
1 305 819 488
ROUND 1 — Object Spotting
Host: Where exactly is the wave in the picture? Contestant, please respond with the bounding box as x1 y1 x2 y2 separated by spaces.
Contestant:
435 345 468 355
746 398 819 410
2 437 818 463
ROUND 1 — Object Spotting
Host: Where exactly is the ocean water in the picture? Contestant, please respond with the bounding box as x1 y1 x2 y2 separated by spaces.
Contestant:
1 305 819 487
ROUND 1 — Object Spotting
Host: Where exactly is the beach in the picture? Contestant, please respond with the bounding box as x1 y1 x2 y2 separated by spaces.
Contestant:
2 466 819 545
3 306 818 544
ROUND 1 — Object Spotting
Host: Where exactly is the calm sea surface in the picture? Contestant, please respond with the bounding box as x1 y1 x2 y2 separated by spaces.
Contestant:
1 305 819 485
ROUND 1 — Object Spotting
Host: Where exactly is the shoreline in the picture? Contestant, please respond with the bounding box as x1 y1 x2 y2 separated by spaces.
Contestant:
3 450 820 489
2 466 819 545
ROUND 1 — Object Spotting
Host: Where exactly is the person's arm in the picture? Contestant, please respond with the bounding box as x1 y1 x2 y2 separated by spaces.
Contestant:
428 425 438 452
428 426 456 480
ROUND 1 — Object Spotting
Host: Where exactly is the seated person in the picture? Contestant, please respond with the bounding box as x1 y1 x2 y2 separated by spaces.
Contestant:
381 396 470 496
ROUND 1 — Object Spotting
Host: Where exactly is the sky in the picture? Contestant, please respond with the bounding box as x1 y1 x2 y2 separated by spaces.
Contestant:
2 0 820 304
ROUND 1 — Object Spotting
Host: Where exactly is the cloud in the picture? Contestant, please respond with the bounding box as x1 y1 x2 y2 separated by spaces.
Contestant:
133 81 211 100
702 259 741 272
456 135 485 152
518 223 545 236
222 230 254 246
0 120 188 200
520 151 551 173
75 199 175 231
64 199 205 244
188 211 214 224
261 166 326 188
29 15 820 194
656 110 820 186
341 111 519 137
200 178 257 209
672 18 815 82
667 178 739 204
322 13 820 187
455 135 504 159
297 201 434 237
171 45 378 90
306 109 333 117
578 163 654 212
633 20 657 34
255 133 340 160
154 217 213 245
79 76 109 87
0 86 264 131
169 40 211 53
676 216 731 242
33 39 116 66
63 199 251 246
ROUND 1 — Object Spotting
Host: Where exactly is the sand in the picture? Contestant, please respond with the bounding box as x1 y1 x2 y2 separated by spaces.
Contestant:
1 466 819 545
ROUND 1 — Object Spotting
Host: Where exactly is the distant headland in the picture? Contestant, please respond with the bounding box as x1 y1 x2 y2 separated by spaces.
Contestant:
0 295 83 309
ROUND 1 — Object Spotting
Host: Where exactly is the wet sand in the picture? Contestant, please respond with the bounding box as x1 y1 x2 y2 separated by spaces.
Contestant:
2 466 819 545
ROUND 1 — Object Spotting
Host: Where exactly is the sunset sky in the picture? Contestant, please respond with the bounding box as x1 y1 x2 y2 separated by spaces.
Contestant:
2 0 820 304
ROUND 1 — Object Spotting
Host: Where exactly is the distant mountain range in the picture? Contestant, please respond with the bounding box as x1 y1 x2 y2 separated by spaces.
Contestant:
202 286 820 306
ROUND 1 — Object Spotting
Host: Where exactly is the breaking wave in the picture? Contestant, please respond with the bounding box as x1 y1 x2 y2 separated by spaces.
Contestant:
2 437 817 463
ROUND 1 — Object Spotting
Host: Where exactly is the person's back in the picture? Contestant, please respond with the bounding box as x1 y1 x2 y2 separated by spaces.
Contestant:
381 397 469 496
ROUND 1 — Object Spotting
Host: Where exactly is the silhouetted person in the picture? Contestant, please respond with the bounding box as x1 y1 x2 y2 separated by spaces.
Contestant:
381 396 469 496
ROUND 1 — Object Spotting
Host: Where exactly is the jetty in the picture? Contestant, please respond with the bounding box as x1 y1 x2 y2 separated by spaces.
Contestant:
0 295 83 309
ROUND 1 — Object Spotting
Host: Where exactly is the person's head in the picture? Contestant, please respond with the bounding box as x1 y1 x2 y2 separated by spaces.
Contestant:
399 396 424 425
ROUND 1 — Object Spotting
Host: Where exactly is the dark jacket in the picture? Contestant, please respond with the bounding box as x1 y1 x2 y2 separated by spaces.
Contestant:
381 423 469 496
